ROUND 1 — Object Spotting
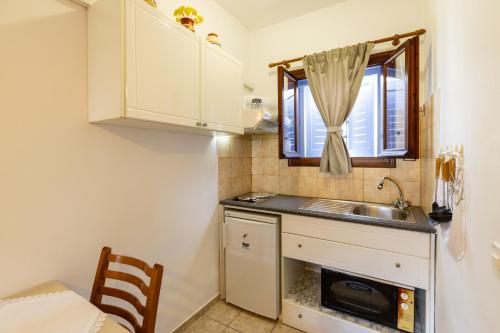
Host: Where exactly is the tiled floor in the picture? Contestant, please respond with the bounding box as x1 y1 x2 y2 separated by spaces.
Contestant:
182 301 303 333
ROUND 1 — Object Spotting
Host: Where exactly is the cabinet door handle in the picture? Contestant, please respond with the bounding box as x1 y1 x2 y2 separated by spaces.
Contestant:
196 121 202 127
203 122 208 127
298 244 302 248
395 262 401 268
298 314 303 319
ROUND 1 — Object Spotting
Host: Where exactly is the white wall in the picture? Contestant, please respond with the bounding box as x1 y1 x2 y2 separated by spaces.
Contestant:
156 0 248 65
247 0 424 100
423 0 500 331
0 0 247 332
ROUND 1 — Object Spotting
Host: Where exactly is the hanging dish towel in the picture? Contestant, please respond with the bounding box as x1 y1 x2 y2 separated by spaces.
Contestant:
0 290 106 333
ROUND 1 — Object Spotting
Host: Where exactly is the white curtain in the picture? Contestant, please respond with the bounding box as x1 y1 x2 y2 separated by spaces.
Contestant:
303 43 374 175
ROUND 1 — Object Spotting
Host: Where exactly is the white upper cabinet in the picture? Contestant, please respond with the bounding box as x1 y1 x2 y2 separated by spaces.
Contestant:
130 3 200 125
201 43 243 133
88 0 243 135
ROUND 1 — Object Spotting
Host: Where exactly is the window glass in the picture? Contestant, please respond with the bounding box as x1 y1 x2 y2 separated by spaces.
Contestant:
385 53 407 151
297 66 383 158
283 74 297 154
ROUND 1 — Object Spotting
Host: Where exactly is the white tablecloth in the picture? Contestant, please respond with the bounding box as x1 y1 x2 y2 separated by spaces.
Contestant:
0 290 106 333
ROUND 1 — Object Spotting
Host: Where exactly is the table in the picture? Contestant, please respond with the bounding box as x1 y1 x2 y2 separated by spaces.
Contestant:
4 281 130 333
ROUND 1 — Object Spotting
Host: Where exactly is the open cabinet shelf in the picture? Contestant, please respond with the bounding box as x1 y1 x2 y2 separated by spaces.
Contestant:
282 258 424 333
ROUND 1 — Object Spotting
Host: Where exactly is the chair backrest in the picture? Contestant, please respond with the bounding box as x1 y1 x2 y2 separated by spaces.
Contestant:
90 247 163 333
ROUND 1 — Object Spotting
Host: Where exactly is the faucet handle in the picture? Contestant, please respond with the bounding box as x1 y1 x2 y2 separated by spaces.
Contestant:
393 199 410 210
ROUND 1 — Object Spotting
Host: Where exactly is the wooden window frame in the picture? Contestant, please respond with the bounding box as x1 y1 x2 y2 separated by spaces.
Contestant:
277 38 419 168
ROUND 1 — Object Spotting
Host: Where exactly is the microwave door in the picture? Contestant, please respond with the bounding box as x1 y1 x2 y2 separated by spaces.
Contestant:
333 281 391 314
321 269 399 328
334 281 391 315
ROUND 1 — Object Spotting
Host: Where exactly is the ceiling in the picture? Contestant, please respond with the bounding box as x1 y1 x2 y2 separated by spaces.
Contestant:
215 0 346 30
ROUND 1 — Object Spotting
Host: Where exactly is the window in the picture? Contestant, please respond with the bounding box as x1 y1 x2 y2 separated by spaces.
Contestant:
278 37 419 168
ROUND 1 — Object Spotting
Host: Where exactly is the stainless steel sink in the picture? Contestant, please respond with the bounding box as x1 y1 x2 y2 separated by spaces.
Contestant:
299 198 415 222
352 204 414 222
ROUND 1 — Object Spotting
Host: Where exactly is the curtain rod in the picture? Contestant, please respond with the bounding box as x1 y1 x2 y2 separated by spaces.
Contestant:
268 28 426 69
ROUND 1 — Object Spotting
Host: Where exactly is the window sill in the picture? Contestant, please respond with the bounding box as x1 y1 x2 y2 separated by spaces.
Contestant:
286 157 396 168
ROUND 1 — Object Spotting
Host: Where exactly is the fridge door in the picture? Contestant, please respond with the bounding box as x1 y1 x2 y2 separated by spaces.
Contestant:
225 216 279 319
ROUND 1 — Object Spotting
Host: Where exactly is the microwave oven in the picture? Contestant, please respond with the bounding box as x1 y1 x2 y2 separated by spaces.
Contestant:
321 268 415 332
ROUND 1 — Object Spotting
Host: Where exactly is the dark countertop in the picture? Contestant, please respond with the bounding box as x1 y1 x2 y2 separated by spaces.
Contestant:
220 194 435 234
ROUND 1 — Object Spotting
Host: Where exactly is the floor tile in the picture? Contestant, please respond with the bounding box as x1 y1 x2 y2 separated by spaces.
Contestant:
205 301 240 325
229 311 276 333
184 316 226 333
222 327 240 333
272 322 304 333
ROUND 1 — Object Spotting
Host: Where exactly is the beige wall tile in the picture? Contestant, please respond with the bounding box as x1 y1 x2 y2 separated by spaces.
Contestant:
216 136 231 158
242 157 252 176
218 157 232 180
298 177 318 197
219 177 232 200
262 134 276 140
252 175 263 192
279 175 298 195
262 157 279 176
231 157 243 177
280 166 291 177
252 157 263 175
390 159 420 183
419 97 437 212
252 136 262 158
364 177 391 204
338 179 363 201
299 167 319 178
246 134 421 205
393 181 421 206
218 135 255 199
262 136 278 158
280 166 299 177
363 168 391 180
241 136 252 157
335 167 364 179
262 175 279 193
232 175 251 196
318 177 339 199
230 137 243 157
352 168 364 179
420 158 435 212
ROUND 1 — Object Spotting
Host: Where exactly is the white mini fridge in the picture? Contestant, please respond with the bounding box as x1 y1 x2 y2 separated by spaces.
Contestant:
224 209 280 319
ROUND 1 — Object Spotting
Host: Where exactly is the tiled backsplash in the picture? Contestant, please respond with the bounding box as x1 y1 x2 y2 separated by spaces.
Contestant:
217 136 252 200
419 94 440 213
217 134 421 206
251 134 421 206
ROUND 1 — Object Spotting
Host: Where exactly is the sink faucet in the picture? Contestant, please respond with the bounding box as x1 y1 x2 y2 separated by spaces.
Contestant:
377 177 410 210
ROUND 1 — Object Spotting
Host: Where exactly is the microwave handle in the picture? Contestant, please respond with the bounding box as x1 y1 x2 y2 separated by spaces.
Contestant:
346 281 373 293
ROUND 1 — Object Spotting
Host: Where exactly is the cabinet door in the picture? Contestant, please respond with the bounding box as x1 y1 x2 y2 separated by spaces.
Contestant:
128 3 200 126
201 44 243 132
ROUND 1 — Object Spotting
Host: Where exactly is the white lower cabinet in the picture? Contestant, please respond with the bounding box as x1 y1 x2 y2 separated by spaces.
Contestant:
282 301 378 333
282 233 429 289
280 214 435 333
88 0 243 135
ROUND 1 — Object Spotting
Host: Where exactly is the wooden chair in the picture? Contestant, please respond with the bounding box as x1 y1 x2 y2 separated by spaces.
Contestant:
90 247 164 333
